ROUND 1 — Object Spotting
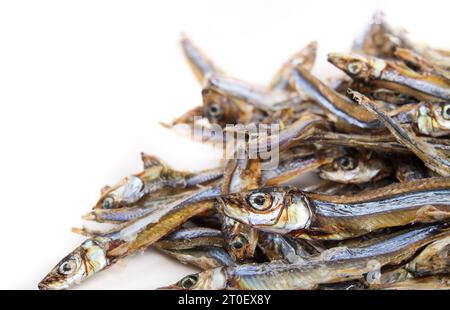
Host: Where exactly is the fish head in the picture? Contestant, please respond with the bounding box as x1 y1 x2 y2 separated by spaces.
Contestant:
38 239 108 290
159 268 227 290
319 153 388 184
201 87 241 127
217 187 311 234
94 175 146 209
417 102 450 137
222 216 259 261
328 53 385 81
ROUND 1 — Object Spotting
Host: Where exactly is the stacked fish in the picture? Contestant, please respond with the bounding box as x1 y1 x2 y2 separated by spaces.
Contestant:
39 14 450 290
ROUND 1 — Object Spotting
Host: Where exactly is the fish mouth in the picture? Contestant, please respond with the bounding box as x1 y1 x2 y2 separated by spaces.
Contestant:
327 53 346 67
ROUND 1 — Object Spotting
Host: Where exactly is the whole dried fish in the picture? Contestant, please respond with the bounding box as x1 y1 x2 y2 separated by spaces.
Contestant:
94 154 221 209
40 13 450 291
161 223 448 290
39 186 219 290
329 53 450 101
350 90 450 176
217 178 450 240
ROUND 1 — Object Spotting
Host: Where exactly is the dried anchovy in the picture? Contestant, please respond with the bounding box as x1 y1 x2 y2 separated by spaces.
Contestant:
39 13 450 291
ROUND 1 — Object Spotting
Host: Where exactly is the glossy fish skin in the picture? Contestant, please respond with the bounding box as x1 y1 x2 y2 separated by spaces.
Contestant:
158 246 234 270
221 158 261 262
161 223 448 290
258 232 310 263
306 130 410 154
83 193 186 223
202 73 300 127
38 238 110 290
40 186 219 290
217 178 450 240
155 227 233 270
292 66 382 129
94 155 189 210
95 155 221 210
319 152 391 184
269 41 317 92
262 148 341 186
328 53 450 102
180 34 223 84
350 90 450 177
156 227 224 250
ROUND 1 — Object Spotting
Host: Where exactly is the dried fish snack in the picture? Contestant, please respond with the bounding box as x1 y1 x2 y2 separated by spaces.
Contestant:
40 12 450 290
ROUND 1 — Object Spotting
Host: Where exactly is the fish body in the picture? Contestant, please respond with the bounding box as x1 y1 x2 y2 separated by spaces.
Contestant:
217 178 450 240
162 223 448 290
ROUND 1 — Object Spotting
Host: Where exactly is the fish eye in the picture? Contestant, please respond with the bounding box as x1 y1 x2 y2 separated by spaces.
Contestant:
58 258 78 275
102 197 114 209
231 235 247 250
338 156 357 171
207 102 223 119
442 104 450 120
180 275 198 289
347 62 362 75
246 192 273 211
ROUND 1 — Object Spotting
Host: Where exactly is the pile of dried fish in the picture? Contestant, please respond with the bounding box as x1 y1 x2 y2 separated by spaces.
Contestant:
39 14 450 290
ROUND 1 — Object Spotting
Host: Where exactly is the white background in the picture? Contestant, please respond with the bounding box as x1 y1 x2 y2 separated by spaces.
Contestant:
1 0 449 289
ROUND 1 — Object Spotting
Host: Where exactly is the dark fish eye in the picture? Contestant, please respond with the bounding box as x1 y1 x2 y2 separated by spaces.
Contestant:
181 275 198 289
347 62 362 75
58 259 77 275
246 192 273 211
442 104 450 120
339 156 357 171
207 102 223 119
231 235 247 250
102 197 114 209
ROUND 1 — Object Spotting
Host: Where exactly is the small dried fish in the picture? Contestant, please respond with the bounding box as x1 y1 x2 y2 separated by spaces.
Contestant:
329 53 450 101
319 151 392 184
40 13 450 291
155 227 234 270
217 178 450 240
95 154 221 209
161 223 448 289
39 186 219 289
350 90 450 176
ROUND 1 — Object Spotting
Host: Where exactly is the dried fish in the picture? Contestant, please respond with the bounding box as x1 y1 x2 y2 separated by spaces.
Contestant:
155 227 234 269
217 178 450 240
329 53 450 101
39 186 219 289
40 13 450 291
319 151 391 184
161 223 448 289
350 90 450 176
95 154 221 209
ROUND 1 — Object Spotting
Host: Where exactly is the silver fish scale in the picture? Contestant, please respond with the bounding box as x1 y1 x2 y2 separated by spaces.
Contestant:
314 189 450 217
